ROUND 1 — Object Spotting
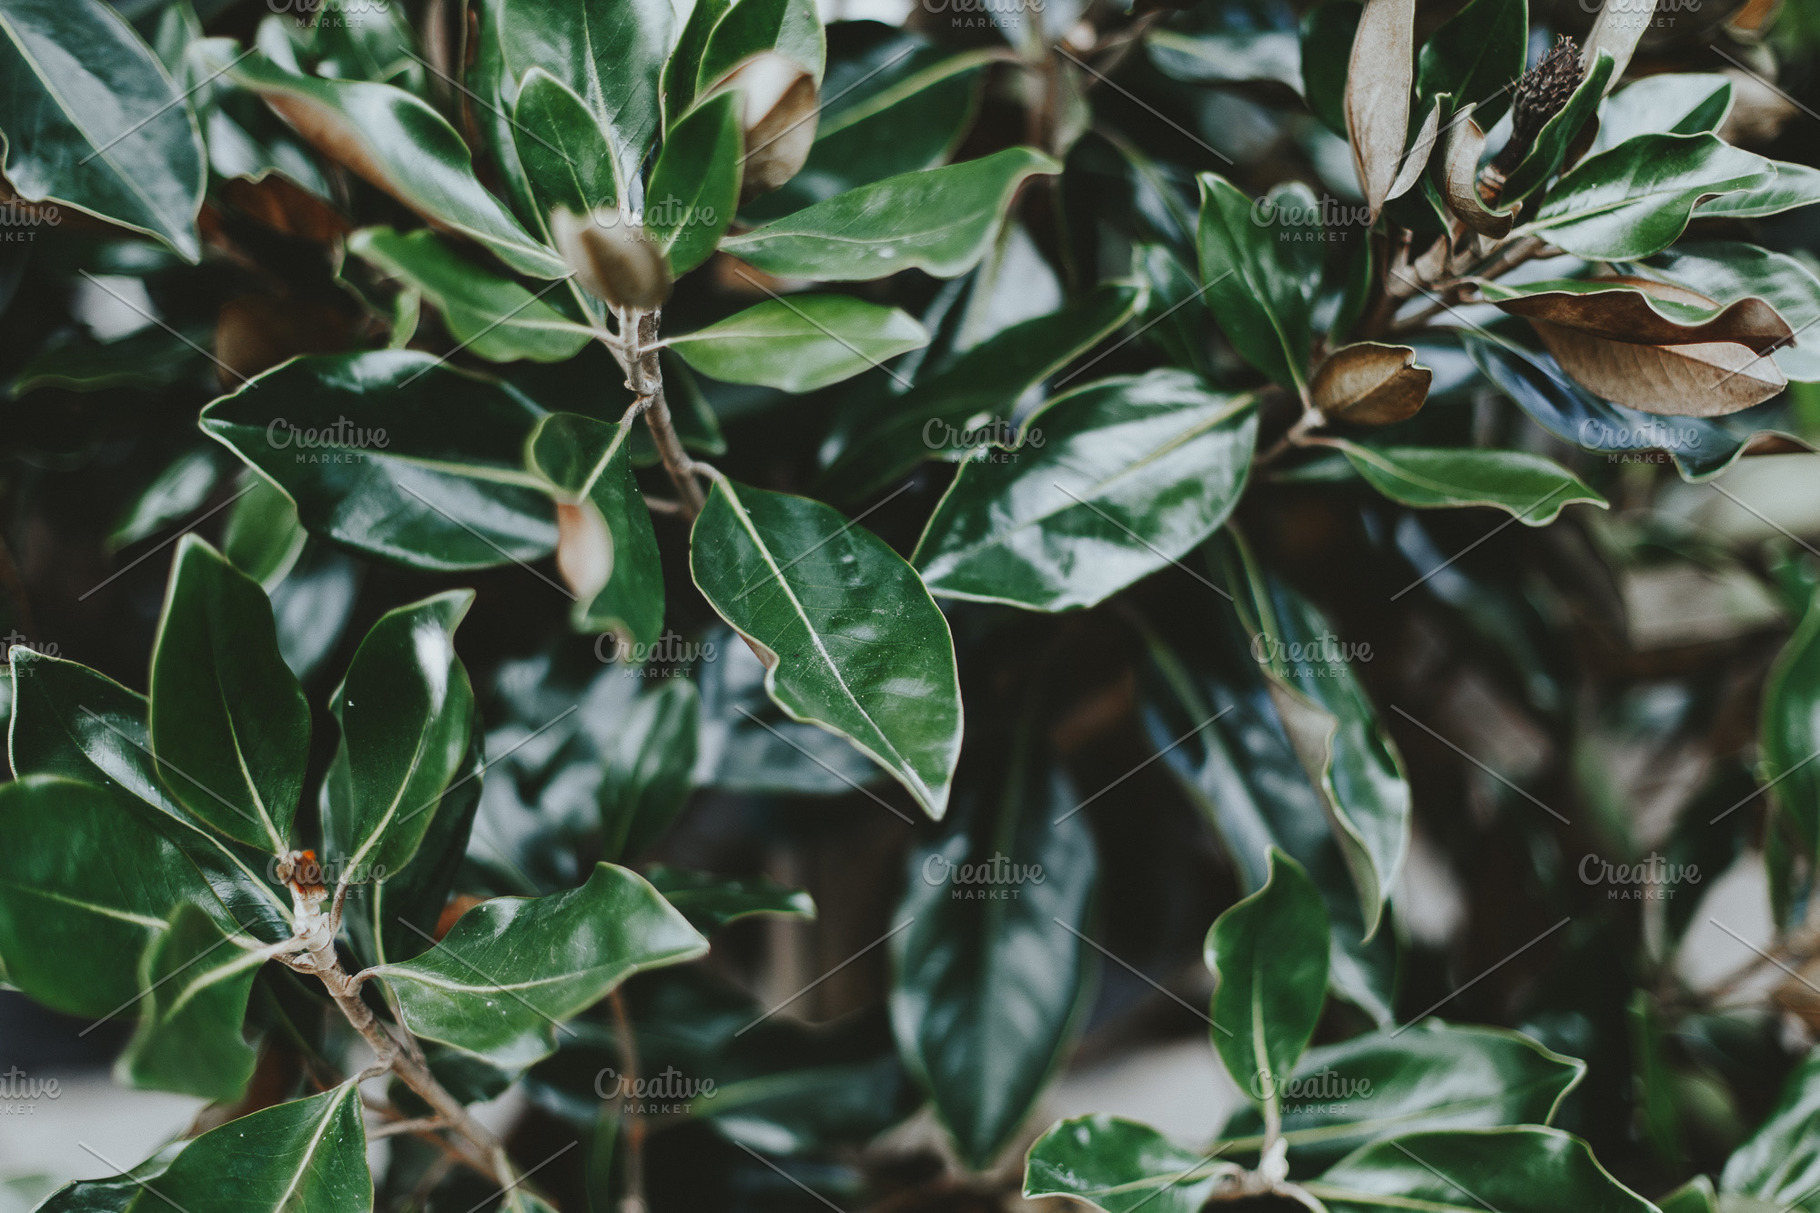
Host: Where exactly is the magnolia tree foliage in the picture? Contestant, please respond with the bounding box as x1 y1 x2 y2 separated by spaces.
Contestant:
2 0 1820 1207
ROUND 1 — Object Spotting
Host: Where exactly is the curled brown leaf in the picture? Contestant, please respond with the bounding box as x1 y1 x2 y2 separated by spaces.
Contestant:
1311 341 1432 425
1441 109 1517 238
1532 319 1786 416
1491 276 1791 350
1345 0 1415 218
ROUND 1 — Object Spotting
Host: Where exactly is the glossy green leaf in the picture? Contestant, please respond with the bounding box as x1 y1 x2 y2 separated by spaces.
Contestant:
745 40 989 220
1519 132 1774 260
1147 26 1302 90
110 449 221 551
348 227 592 363
375 862 707 1067
511 66 621 230
1722 1049 1820 1212
1219 1022 1586 1167
0 775 228 1018
719 148 1060 282
222 473 307 589
892 734 1098 1169
668 295 929 392
1205 849 1329 1111
144 1086 371 1213
1197 174 1320 393
527 412 665 646
592 676 698 859
213 48 565 278
1642 241 1820 382
1414 0 1524 125
647 91 740 274
1140 619 1394 1025
1498 50 1614 203
201 351 558 573
663 0 732 119
1331 441 1607 524
695 0 825 88
35 1145 179 1213
913 370 1257 611
1024 1115 1234 1213
0 0 204 258
328 592 476 881
1695 159 1820 219
1300 1 1361 135
1308 1127 1656 1213
818 280 1147 504
1659 1177 1718 1213
498 0 673 188
1593 73 1732 152
647 865 815 931
1760 597 1820 857
149 536 310 852
7 326 203 399
690 479 963 818
8 649 293 938
117 905 263 1102
1219 534 1410 938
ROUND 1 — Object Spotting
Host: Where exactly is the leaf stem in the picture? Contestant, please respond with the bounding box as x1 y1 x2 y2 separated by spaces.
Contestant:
614 308 708 518
608 990 648 1213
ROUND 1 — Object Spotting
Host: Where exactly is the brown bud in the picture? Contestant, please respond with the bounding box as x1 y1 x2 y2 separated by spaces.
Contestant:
550 207 672 311
1490 36 1584 178
554 500 612 601
706 52 820 201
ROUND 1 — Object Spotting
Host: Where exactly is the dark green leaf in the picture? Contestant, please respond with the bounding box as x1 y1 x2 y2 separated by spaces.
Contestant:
913 369 1257 611
668 295 929 392
1300 2 1361 135
1024 1115 1234 1213
109 449 221 550
375 862 707 1067
1721 1051 1820 1212
149 536 310 852
1695 159 1820 220
511 66 621 233
690 479 963 818
201 351 558 572
1415 0 1524 125
0 775 229 1017
222 474 307 589
1331 441 1606 523
647 91 741 274
1308 1127 1656 1213
145 1086 371 1213
1205 849 1329 1112
1760 598 1820 857
892 734 1098 1169
348 227 593 362
117 904 263 1102
0 0 204 258
647 865 815 931
1593 73 1732 152
695 0 824 89
527 412 665 645
1197 175 1319 393
719 147 1060 282
592 675 698 859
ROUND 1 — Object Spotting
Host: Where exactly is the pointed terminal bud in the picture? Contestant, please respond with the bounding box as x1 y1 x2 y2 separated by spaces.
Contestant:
1489 36 1584 179
706 52 819 201
550 207 673 310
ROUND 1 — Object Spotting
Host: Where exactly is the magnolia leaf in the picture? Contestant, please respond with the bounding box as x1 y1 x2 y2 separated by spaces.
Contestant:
1529 320 1786 416
1344 0 1415 216
1759 602 1820 856
1441 107 1517 238
1479 276 1792 350
646 91 741 274
1331 441 1606 522
1301 1 1361 135
1594 74 1733 152
667 295 929 393
347 227 592 363
1196 175 1319 393
646 865 815 931
695 0 826 88
1583 0 1647 93
1520 132 1774 259
1312 342 1431 425
0 0 205 259
1025 1115 1235 1213
0 776 229 1018
1696 160 1820 220
1414 0 1524 124
144 1086 372 1213
1309 1127 1657 1213
510 67 621 229
1219 1022 1586 1167
117 905 263 1102
913 370 1256 611
1386 97 1441 204
1722 1050 1820 1211
1642 241 1820 382
375 863 707 1067
1206 850 1329 1114
892 735 1097 1169
719 147 1060 281
691 479 963 817
201 351 558 572
150 536 310 852
527 413 666 645
213 48 564 278
327 592 476 880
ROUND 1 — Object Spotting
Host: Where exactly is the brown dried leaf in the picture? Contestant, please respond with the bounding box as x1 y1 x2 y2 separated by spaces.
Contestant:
217 177 350 243
1345 0 1415 218
1386 97 1441 204
1441 109 1517 238
1493 276 1792 350
1311 341 1432 425
1532 319 1786 416
214 296 350 387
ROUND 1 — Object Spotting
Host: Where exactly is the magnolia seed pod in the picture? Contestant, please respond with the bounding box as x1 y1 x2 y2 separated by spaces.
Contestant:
706 52 819 201
550 207 673 310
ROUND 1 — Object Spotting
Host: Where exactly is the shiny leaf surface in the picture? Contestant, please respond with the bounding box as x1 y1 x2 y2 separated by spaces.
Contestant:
668 295 929 392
